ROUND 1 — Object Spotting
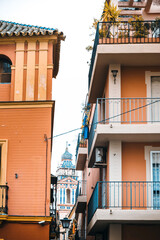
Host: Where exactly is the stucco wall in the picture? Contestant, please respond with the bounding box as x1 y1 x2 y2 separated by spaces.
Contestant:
121 66 160 98
122 142 160 181
0 105 52 216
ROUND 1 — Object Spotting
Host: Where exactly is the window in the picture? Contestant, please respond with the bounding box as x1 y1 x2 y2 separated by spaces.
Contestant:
66 189 70 203
0 58 11 83
63 188 65 204
151 76 160 122
151 151 160 209
72 189 74 204
60 188 62 204
60 206 65 209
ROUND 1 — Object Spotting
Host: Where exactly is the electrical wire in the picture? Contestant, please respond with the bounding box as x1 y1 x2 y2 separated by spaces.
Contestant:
50 99 160 139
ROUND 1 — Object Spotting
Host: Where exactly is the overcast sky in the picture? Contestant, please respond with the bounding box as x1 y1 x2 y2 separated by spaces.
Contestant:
0 0 104 173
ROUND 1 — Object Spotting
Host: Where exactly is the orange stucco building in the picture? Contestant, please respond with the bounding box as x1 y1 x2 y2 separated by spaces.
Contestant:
74 1 160 240
0 21 64 240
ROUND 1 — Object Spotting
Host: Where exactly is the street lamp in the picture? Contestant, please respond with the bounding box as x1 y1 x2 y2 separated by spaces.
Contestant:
60 217 71 229
111 69 118 84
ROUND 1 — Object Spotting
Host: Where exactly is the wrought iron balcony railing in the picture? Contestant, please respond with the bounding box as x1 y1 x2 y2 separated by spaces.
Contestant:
0 185 9 214
88 20 160 88
75 180 87 202
75 133 87 163
88 98 160 155
88 181 160 224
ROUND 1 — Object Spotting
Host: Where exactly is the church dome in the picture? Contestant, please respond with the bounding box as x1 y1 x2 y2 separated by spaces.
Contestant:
61 149 72 160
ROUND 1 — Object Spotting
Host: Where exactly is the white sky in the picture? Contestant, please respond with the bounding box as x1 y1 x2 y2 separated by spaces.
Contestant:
0 0 104 173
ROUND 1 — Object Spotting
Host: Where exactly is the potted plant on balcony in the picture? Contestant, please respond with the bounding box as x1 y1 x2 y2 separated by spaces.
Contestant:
128 16 150 42
86 1 121 50
99 1 121 42
117 16 150 43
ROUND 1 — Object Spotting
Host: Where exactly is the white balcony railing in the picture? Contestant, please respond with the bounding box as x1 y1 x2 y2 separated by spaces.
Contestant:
88 98 160 155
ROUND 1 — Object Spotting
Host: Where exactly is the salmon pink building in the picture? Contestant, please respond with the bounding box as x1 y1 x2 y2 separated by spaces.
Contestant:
0 20 64 240
75 1 160 240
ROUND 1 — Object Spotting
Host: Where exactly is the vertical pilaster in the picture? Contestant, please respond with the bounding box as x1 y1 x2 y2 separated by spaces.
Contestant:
14 42 25 101
26 41 36 100
38 41 48 100
109 141 122 207
108 64 121 123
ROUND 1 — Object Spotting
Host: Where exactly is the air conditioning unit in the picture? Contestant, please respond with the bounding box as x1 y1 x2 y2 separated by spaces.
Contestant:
95 147 104 163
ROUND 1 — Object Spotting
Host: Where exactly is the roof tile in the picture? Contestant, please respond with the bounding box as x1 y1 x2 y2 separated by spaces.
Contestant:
0 20 62 37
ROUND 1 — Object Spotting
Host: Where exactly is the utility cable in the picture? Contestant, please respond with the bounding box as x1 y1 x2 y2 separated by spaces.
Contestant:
50 99 160 139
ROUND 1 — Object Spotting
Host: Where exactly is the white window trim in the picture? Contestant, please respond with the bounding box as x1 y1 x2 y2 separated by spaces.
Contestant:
144 146 160 181
145 146 160 208
145 71 160 99
145 71 160 122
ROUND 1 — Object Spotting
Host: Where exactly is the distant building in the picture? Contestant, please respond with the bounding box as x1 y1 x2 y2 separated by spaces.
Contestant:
56 144 78 220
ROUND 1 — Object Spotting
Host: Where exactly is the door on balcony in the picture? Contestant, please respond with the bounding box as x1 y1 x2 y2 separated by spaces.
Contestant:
151 77 160 122
151 151 160 209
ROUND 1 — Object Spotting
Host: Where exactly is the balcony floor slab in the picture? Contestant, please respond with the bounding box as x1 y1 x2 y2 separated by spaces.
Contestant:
75 196 87 213
88 209 160 235
89 44 160 103
88 123 160 167
76 147 87 171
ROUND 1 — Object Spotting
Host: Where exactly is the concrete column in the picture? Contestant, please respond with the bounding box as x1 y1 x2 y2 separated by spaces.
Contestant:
108 64 121 124
109 224 122 240
109 141 122 207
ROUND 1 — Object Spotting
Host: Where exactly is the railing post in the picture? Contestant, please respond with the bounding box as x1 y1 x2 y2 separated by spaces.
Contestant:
130 182 132 210
129 99 131 124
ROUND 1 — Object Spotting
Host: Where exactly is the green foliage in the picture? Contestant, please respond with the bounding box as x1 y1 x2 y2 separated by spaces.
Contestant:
86 45 93 52
129 16 149 38
101 1 121 22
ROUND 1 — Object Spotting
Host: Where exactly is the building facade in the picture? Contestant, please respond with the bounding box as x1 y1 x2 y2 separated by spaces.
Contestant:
75 1 160 240
56 145 78 220
0 20 64 240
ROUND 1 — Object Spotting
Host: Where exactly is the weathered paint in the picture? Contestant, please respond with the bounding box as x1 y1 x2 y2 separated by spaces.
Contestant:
26 41 36 100
38 41 48 100
14 42 25 101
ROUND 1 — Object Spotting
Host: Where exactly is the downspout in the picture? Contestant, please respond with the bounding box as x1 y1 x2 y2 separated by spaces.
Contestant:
44 134 48 217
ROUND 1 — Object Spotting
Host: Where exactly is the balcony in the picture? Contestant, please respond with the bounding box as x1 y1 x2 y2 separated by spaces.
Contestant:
88 98 160 166
87 181 160 234
75 180 87 213
88 21 160 102
75 133 87 171
0 185 9 215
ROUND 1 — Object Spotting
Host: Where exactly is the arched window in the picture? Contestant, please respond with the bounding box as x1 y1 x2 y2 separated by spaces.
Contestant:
0 57 11 83
66 189 70 203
